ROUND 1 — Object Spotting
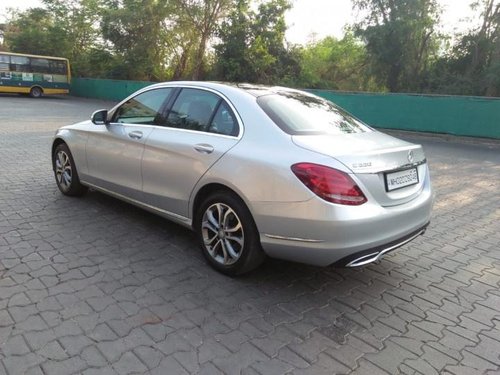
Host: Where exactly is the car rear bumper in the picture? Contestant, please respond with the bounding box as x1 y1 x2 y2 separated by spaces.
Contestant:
253 180 433 267
333 222 429 267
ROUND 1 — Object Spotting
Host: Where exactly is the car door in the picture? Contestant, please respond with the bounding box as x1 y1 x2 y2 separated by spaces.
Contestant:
141 87 241 218
85 87 174 200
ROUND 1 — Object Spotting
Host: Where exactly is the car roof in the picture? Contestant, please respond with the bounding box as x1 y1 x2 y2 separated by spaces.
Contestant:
148 81 309 98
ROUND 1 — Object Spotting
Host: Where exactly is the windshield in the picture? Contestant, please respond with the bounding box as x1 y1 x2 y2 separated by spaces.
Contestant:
257 92 371 135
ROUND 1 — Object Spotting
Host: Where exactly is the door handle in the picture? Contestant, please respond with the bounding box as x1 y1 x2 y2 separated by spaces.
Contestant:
194 144 214 154
128 131 143 140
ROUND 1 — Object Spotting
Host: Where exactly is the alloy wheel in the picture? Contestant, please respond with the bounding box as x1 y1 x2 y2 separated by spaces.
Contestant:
201 203 244 265
55 150 72 192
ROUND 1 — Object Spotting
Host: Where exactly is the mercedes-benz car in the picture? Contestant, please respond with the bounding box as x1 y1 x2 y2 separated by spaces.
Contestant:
52 82 433 275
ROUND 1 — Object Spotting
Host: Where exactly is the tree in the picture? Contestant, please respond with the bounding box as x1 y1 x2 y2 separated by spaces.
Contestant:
212 0 298 84
174 0 234 80
424 0 499 96
352 0 441 92
43 0 105 76
101 0 173 81
461 0 499 96
4 0 107 77
4 8 72 57
293 33 380 91
212 0 251 81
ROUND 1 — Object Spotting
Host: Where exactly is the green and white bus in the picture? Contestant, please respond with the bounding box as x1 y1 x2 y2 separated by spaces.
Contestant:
0 51 70 98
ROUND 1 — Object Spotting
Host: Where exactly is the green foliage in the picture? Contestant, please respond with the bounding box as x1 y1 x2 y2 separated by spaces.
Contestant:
352 0 441 92
1 0 498 96
4 0 106 77
292 33 381 91
100 0 172 81
212 0 299 84
178 0 235 80
4 8 72 57
428 0 500 96
99 0 234 81
211 0 250 81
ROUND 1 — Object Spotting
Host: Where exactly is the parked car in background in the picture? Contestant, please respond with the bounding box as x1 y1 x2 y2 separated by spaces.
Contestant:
51 82 433 275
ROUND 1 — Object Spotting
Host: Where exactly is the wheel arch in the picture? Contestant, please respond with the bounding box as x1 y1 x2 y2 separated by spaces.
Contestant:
191 183 255 230
51 138 68 168
30 85 44 94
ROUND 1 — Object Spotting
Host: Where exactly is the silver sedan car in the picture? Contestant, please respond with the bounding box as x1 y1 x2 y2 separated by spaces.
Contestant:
52 82 433 275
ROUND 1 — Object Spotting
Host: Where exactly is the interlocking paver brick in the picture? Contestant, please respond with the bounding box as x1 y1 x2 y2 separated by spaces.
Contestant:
1 96 499 374
197 362 225 375
59 334 94 356
81 345 108 367
460 351 499 372
82 368 119 375
366 341 418 373
466 334 500 366
112 351 149 374
252 357 294 375
41 356 88 375
294 352 350 374
2 352 44 375
174 351 201 373
149 355 189 375
404 358 439 375
2 334 31 356
23 366 44 375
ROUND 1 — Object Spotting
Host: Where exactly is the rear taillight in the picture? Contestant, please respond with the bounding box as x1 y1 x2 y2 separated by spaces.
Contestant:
291 163 367 205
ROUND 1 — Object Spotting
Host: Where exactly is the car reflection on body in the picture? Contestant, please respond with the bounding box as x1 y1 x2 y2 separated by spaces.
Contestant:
52 82 433 275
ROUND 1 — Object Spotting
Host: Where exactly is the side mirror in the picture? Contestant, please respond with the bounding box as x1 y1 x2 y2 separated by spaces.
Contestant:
91 109 109 125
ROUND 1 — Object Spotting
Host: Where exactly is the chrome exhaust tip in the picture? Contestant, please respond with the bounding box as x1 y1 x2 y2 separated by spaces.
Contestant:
344 226 428 268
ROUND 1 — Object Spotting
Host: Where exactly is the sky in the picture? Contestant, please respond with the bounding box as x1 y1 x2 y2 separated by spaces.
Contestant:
0 0 480 45
286 0 478 44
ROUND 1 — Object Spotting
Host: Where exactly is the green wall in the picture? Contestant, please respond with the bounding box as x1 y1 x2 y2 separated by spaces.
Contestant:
310 90 500 139
71 78 500 139
71 77 152 101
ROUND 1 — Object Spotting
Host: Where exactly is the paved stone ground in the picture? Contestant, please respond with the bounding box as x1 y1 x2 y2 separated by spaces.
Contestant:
0 94 499 375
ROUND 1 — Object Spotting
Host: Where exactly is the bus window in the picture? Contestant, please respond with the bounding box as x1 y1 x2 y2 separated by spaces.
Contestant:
49 60 67 75
0 55 9 72
10 56 30 72
31 58 51 74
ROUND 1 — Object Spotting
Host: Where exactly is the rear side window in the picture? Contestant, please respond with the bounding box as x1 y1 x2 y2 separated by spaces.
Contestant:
257 92 371 135
208 102 238 136
167 88 218 131
166 88 239 136
114 88 173 125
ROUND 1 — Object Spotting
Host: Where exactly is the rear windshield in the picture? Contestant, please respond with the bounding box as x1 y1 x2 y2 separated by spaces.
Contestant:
257 92 371 135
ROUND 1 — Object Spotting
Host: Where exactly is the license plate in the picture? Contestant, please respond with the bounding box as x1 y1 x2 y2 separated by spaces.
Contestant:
385 167 419 191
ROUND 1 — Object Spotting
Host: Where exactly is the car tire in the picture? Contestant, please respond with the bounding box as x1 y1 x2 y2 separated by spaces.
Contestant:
196 191 265 276
30 87 43 98
53 143 87 196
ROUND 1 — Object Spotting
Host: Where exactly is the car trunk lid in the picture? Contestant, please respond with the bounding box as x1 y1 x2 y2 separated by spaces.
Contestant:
292 131 427 207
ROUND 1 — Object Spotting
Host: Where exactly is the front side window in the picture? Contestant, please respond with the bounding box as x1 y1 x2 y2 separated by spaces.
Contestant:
257 92 371 135
114 88 173 125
